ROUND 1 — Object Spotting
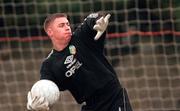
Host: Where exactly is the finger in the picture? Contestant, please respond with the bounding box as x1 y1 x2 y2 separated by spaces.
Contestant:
96 17 104 23
35 96 44 105
35 97 43 105
94 31 103 40
28 91 33 103
37 101 49 111
27 103 32 110
38 97 45 105
32 95 39 104
104 14 111 23
96 17 104 26
43 101 49 108
27 91 31 100
93 24 101 31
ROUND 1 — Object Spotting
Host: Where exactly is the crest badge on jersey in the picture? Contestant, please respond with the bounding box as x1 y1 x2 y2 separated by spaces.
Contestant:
69 45 76 55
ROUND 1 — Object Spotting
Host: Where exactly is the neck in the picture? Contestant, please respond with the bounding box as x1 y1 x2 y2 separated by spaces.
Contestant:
52 40 68 51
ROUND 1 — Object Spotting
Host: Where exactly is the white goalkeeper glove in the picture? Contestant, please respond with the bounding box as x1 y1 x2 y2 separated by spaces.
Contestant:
27 91 49 111
93 14 111 40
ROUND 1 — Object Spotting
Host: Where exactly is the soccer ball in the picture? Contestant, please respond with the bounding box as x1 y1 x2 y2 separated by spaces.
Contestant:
31 79 60 106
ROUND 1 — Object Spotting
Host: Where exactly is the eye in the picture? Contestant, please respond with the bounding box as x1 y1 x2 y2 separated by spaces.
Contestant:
66 22 70 26
58 23 64 28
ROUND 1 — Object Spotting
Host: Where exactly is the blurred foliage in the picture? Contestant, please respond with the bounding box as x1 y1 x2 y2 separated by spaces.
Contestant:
0 0 180 37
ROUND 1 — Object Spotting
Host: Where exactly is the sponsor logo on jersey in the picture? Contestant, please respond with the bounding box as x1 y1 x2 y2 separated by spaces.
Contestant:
64 55 82 77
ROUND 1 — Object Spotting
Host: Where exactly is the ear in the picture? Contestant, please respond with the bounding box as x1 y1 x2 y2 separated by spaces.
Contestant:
46 28 53 38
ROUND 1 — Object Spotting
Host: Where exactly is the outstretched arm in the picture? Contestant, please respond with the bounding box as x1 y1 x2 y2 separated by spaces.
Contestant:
73 12 111 53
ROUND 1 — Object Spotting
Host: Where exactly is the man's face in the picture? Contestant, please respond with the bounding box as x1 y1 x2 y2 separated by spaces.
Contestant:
47 17 72 44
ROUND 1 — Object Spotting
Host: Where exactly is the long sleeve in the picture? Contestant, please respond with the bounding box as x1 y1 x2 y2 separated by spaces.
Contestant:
73 12 107 54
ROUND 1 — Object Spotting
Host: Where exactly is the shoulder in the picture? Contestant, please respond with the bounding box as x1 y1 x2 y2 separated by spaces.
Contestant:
41 50 55 67
45 50 54 60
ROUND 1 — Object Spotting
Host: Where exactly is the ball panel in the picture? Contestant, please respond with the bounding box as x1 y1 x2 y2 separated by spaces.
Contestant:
31 80 60 106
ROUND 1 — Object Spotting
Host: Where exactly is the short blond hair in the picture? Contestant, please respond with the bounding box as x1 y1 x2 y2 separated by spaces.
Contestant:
43 13 68 32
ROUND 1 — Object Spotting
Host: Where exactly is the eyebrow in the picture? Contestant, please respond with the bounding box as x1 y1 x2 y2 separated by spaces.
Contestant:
58 22 69 26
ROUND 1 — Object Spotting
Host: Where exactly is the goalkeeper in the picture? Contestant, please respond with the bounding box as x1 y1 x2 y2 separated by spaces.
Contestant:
27 12 133 111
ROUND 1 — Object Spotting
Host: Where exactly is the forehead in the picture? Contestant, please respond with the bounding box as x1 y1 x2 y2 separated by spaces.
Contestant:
53 17 69 24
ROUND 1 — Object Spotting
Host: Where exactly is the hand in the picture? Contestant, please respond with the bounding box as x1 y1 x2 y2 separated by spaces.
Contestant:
27 91 49 111
93 14 111 40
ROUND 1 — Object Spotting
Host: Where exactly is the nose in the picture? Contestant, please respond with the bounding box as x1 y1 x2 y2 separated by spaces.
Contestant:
65 25 71 34
65 25 70 30
64 23 70 28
